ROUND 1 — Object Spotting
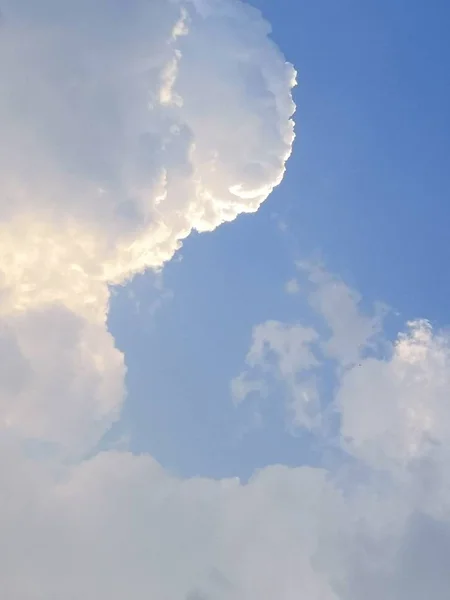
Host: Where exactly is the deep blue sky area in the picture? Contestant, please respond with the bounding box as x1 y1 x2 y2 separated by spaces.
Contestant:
108 0 450 479
255 0 450 323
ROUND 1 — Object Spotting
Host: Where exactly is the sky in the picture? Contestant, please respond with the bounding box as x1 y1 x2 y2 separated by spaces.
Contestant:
1 0 450 598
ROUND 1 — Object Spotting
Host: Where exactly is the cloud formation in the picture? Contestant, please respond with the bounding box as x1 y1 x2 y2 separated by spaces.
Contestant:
231 320 321 428
0 448 345 599
230 263 450 599
2 1 450 598
3 294 450 600
0 0 295 317
338 318 450 470
0 307 125 451
0 0 296 448
232 263 385 428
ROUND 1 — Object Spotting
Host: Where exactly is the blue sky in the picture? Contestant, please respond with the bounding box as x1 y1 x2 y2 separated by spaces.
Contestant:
108 0 450 479
257 0 450 317
3 1 450 597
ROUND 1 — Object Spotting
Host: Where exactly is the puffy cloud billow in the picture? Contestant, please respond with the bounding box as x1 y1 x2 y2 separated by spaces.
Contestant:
0 0 295 318
2 1 450 598
231 265 450 599
0 0 296 448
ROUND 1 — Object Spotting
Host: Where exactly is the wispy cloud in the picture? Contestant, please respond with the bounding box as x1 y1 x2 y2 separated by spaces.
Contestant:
229 263 450 598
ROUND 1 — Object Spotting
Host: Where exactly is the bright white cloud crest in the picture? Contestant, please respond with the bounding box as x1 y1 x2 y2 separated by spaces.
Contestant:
1 1 449 598
0 0 295 447
0 0 295 320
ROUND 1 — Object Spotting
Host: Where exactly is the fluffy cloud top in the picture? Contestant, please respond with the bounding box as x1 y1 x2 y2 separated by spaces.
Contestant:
2 1 450 598
0 0 296 449
338 319 450 470
0 0 295 320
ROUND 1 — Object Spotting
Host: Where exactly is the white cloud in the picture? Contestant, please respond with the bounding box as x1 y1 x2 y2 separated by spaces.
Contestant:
0 267 450 600
231 320 321 428
338 319 450 472
0 0 296 447
247 321 319 377
285 277 300 294
2 419 450 599
235 265 450 468
230 372 268 405
0 446 347 600
230 264 450 598
3 1 450 598
232 267 385 429
0 307 125 453
0 0 296 318
298 261 386 367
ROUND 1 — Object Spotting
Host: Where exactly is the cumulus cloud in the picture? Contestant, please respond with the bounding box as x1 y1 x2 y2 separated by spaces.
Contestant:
230 264 450 598
0 448 346 599
0 0 295 317
2 1 450 598
0 0 296 447
1 273 450 598
4 365 450 600
338 319 450 471
232 265 386 428
0 307 125 452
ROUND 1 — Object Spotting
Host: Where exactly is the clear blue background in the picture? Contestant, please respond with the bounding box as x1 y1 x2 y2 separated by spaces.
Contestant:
108 0 450 479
